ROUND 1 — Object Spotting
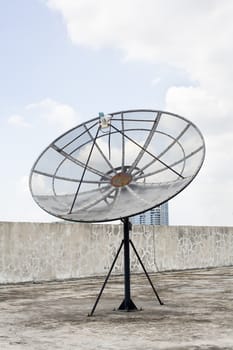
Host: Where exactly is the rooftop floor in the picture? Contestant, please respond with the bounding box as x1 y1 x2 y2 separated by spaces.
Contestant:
0 266 233 349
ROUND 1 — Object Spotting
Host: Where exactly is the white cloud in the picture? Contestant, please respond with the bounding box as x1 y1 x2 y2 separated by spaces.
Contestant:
46 2 232 62
165 86 233 135
26 98 78 132
8 98 79 134
165 86 233 226
8 114 31 128
45 1 233 128
46 1 233 98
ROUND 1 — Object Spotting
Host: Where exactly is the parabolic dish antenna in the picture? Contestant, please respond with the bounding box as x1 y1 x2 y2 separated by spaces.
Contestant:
30 109 205 314
30 109 205 222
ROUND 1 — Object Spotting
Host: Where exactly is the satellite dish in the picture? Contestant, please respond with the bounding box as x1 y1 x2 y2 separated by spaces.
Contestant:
30 109 205 223
29 109 205 314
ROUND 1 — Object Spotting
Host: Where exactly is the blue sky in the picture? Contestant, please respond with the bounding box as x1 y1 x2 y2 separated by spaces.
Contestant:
1 0 233 225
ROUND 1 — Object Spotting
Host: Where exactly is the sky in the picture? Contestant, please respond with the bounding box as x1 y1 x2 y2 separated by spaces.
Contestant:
0 0 233 226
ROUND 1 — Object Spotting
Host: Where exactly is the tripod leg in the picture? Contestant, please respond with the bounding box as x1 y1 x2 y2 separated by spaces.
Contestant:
130 240 164 305
88 240 124 316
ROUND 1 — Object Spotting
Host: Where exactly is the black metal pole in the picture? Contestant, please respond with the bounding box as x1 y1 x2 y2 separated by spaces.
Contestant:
118 218 137 311
123 217 131 308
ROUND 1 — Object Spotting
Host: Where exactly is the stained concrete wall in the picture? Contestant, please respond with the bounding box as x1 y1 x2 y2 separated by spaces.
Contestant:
0 222 233 284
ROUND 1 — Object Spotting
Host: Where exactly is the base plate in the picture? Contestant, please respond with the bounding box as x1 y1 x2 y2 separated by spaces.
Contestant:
118 298 138 312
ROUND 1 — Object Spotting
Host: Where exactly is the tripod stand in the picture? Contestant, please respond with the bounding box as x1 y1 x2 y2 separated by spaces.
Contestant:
89 217 163 316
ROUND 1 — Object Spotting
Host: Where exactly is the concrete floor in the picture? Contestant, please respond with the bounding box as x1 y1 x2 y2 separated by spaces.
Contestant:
0 266 233 349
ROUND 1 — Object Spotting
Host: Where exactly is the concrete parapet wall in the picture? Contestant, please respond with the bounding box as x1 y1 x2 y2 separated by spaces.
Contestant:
0 222 233 284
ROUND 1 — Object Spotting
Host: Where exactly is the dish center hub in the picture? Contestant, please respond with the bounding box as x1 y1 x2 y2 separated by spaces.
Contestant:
111 172 132 188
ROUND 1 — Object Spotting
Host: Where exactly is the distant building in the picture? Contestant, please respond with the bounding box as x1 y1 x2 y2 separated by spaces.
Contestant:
130 202 169 225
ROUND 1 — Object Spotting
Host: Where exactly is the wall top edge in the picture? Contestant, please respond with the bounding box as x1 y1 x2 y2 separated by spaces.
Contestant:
0 221 232 229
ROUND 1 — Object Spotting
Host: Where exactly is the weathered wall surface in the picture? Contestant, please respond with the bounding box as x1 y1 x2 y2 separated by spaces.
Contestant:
0 222 233 284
